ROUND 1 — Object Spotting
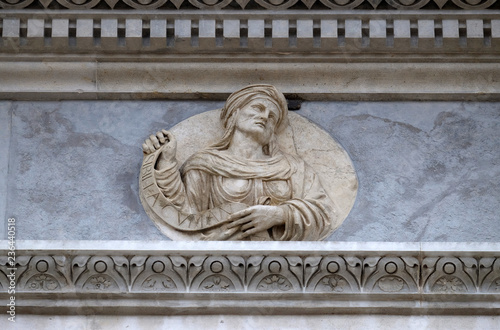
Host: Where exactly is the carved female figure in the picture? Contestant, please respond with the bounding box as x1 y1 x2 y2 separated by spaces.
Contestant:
142 84 335 241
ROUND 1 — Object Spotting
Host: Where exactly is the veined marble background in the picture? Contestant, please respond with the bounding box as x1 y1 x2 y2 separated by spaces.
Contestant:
1 101 499 241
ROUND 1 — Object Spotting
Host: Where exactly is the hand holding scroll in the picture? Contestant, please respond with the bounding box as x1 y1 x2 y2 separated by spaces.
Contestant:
142 129 178 168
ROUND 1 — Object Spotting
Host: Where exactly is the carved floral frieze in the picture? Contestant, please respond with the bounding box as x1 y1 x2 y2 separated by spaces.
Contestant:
2 252 499 294
1 242 499 314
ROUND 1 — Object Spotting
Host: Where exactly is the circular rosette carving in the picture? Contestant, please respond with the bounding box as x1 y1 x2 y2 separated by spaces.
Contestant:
254 0 299 9
318 0 364 9
122 0 167 9
385 0 430 9
26 274 60 291
0 0 34 9
83 275 118 291
188 0 233 9
55 0 100 8
377 276 405 292
432 276 467 293
451 0 496 9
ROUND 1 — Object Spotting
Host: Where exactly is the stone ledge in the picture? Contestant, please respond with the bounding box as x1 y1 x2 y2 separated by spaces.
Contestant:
1 241 499 315
1 61 500 101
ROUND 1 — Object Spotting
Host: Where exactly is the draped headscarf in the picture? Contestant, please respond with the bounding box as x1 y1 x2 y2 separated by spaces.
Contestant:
211 84 289 150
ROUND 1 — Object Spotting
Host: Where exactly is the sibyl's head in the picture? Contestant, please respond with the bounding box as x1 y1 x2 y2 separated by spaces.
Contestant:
221 84 288 133
214 85 289 150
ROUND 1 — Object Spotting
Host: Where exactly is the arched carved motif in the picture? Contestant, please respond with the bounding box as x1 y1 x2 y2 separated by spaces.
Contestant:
55 0 100 8
385 0 431 9
451 0 496 8
0 0 34 9
188 0 233 9
121 0 168 9
319 0 364 9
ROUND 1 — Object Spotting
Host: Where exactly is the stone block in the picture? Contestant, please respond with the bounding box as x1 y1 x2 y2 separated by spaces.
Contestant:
320 19 338 50
174 19 191 50
248 19 265 49
345 19 362 51
199 19 215 49
76 19 94 49
297 19 313 49
466 19 484 49
369 19 387 49
442 20 460 50
223 19 240 49
150 19 167 50
126 19 143 50
2 18 20 50
27 19 44 49
394 20 411 49
492 20 500 51
272 20 289 50
418 20 435 49
101 19 118 50
52 19 69 49
0 103 10 239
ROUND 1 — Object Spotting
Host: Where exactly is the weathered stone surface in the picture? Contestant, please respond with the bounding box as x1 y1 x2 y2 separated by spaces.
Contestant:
3 101 500 241
1 315 500 330
298 102 500 242
5 101 223 240
0 102 11 239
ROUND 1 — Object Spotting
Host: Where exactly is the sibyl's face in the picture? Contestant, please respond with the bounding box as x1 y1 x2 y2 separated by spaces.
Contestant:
235 98 281 145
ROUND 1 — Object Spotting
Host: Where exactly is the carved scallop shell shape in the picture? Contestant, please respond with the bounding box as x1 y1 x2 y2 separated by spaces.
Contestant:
0 0 34 8
122 0 167 9
451 0 496 8
385 0 430 9
55 0 100 8
254 0 299 9
188 0 233 9
318 0 364 9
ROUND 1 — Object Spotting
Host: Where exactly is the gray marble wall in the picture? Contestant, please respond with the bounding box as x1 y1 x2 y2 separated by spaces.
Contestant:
1 101 499 241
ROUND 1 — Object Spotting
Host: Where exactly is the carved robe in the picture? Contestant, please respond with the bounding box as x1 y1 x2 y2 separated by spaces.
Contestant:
155 148 335 241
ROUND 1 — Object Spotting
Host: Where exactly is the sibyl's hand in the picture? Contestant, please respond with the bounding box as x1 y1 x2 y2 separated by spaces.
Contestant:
142 130 177 169
226 205 286 240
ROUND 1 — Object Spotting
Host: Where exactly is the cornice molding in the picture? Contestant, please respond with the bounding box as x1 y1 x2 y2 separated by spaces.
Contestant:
1 10 499 100
0 61 499 101
1 241 499 315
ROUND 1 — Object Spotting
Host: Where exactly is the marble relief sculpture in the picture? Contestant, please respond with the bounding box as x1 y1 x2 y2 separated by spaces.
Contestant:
140 84 357 241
